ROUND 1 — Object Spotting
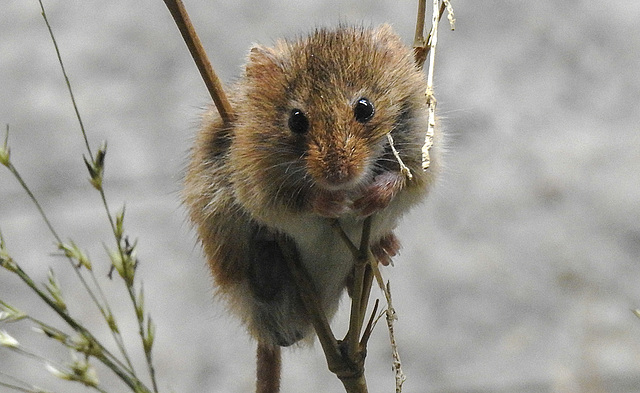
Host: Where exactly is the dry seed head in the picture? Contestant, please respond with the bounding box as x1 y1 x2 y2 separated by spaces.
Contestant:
47 354 100 387
45 269 67 313
0 230 17 272
108 245 136 286
115 205 126 241
33 325 68 344
58 241 92 270
71 333 103 357
45 364 67 380
143 317 155 353
0 330 19 348
0 125 9 167
135 286 145 323
0 144 9 167
0 302 27 322
106 311 119 333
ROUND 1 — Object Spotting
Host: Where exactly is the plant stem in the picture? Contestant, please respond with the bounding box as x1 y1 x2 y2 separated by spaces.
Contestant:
280 218 376 393
88 269 137 374
276 237 342 365
36 0 92 161
8 260 150 392
413 0 446 68
3 156 139 375
0 381 46 393
413 0 427 49
256 344 281 393
162 0 235 123
371 263 405 392
345 217 373 360
3 162 59 244
38 1 158 388
125 284 159 393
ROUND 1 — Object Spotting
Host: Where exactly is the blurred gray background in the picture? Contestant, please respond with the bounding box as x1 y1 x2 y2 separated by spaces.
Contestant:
1 1 640 392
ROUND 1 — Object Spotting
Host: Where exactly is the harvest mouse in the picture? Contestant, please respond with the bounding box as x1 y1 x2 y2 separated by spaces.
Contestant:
183 23 441 389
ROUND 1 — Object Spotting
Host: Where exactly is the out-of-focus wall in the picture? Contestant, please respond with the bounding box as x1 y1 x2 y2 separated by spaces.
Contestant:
1 1 639 392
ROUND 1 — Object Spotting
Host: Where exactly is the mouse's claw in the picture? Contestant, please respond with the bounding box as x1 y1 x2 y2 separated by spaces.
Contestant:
371 232 401 266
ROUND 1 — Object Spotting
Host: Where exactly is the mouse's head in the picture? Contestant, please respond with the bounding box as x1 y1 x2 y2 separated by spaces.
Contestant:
230 25 432 216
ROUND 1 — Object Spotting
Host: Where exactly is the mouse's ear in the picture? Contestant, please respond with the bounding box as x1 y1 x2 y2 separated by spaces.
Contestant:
373 23 402 42
372 23 404 50
245 45 283 79
373 23 395 38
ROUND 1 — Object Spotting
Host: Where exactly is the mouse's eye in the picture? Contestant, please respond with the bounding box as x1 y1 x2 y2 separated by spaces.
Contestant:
354 98 375 123
288 109 309 134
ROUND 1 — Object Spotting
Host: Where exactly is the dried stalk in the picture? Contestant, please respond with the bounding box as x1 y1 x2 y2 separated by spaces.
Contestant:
387 133 413 181
256 344 281 393
414 0 443 69
276 238 341 365
371 264 405 393
345 217 373 361
277 231 368 393
414 0 455 171
276 218 377 393
162 0 234 123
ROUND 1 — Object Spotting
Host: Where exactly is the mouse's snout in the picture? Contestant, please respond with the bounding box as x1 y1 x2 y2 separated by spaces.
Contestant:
306 134 370 191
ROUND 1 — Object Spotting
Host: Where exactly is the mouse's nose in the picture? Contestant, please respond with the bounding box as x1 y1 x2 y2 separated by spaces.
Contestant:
307 141 368 191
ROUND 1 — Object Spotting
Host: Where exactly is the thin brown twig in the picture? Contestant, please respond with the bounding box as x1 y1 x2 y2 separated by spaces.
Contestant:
371 263 406 393
256 344 281 393
162 0 235 123
275 238 342 366
330 220 360 256
358 264 374 331
359 299 380 349
345 216 373 361
413 0 446 69
281 218 373 393
413 0 428 50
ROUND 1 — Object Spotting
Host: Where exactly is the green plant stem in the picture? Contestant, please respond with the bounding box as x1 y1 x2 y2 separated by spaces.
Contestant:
3 158 137 375
3 162 59 244
0 381 45 393
7 261 150 392
34 0 138 372
37 1 159 388
38 0 125 277
0 370 54 393
125 285 158 393
36 0 92 161
88 269 137 374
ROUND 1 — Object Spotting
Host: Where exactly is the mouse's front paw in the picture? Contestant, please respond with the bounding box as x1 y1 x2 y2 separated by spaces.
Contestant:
311 189 349 218
353 171 404 217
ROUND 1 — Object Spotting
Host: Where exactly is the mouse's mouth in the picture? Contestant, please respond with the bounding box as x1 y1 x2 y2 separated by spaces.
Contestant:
313 171 363 191
306 142 375 192
310 156 374 193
